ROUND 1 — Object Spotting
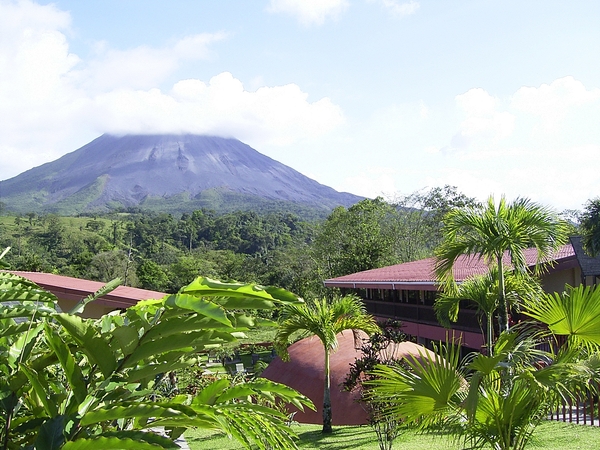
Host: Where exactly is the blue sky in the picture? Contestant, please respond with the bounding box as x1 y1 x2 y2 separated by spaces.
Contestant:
1 0 599 211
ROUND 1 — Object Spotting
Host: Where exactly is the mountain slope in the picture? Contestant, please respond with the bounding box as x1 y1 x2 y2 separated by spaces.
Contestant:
1 134 362 215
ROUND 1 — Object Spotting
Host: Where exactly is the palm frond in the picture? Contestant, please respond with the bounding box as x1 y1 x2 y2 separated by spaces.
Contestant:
368 342 466 429
274 295 379 358
522 284 600 349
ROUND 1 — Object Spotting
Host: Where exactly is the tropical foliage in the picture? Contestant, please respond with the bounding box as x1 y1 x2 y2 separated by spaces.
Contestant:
435 195 568 334
434 269 543 352
274 295 380 433
368 284 600 450
0 210 320 298
0 267 314 449
0 185 476 301
312 187 478 282
312 198 398 279
343 320 409 450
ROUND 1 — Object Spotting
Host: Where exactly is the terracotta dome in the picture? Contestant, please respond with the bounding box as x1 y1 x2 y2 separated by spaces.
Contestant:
262 331 436 425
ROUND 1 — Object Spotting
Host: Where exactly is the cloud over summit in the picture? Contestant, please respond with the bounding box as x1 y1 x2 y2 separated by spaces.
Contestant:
0 0 345 180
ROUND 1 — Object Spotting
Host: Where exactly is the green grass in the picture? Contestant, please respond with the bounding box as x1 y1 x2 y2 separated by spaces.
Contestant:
185 421 600 450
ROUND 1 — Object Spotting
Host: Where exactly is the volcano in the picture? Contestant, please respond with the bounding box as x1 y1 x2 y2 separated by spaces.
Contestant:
1 134 362 215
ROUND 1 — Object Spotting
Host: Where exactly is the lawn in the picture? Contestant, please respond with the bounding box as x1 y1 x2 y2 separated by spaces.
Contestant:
185 421 600 450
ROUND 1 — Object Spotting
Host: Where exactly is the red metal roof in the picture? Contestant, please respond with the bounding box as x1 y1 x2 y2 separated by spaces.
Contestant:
7 271 166 309
324 244 576 289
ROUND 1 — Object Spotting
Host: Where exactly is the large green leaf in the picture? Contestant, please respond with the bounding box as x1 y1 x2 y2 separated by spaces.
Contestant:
251 380 315 411
53 314 117 377
12 416 46 435
80 402 189 426
112 325 139 356
125 358 195 383
216 380 314 412
20 364 58 417
179 277 302 307
0 303 57 321
44 324 87 406
35 415 65 450
124 330 234 368
61 432 179 450
143 312 261 342
164 294 232 327
8 323 43 369
0 272 58 303
0 321 38 339
193 378 230 406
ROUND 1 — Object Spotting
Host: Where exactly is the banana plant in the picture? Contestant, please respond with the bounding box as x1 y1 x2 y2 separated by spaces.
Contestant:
0 270 314 450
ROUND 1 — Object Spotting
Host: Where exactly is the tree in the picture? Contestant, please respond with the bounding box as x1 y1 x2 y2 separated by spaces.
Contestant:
88 250 139 286
368 285 600 450
274 295 380 433
31 214 66 252
391 185 479 262
136 259 170 291
343 320 408 450
0 265 314 449
580 197 600 256
435 195 568 334
434 269 543 353
313 198 398 279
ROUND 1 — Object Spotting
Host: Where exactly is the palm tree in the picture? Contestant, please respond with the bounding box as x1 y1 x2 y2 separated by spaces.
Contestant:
274 295 380 433
434 269 543 354
369 286 600 450
435 195 567 334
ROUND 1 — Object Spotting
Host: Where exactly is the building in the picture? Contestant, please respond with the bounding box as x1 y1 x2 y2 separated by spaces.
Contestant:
324 237 600 351
8 271 166 318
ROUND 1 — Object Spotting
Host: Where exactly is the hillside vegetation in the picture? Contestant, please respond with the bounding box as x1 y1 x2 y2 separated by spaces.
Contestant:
0 186 480 299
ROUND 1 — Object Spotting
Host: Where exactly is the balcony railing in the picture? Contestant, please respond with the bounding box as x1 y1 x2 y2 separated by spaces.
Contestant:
362 299 481 333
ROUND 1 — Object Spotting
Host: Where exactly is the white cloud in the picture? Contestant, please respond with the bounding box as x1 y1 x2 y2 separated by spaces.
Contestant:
376 0 420 17
267 0 349 26
0 0 78 104
0 1 346 180
512 76 600 115
446 78 600 156
0 0 84 175
451 88 515 151
418 100 429 119
89 73 345 146
79 32 227 92
430 77 600 210
511 76 600 136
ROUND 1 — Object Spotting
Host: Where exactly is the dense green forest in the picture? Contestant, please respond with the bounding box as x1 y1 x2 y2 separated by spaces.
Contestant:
0 186 559 299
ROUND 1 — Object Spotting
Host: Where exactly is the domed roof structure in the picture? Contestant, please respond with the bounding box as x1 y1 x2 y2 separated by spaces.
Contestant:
262 331 435 425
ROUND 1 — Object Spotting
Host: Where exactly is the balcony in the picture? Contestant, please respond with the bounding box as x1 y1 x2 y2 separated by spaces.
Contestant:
362 299 481 334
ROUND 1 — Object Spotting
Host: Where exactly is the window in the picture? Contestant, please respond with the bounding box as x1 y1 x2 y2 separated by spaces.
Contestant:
423 290 437 306
406 290 420 304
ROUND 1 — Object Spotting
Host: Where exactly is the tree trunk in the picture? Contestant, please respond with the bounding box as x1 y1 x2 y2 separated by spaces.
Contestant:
486 312 494 356
322 350 333 433
497 255 509 333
